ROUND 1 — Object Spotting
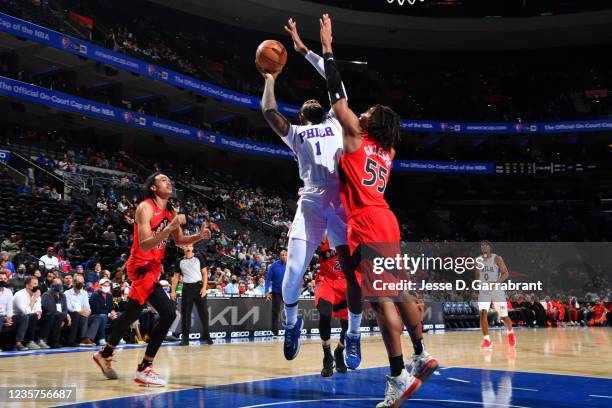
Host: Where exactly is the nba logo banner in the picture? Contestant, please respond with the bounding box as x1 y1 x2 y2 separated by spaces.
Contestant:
0 149 10 162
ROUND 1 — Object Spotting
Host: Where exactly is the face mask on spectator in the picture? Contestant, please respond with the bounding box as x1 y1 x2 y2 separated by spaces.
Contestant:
53 284 63 292
101 286 111 294
247 283 254 290
75 282 84 290
123 287 130 295
30 285 39 293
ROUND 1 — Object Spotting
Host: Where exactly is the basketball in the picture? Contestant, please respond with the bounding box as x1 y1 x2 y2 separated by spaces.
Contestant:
255 40 287 73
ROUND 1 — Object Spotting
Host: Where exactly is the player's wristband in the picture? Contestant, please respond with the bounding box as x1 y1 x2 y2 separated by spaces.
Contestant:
323 53 347 104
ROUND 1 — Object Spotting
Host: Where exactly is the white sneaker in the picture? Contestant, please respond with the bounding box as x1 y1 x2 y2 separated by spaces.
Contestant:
408 351 439 381
134 366 166 387
37 339 51 349
99 339 107 346
376 369 421 408
93 351 118 380
26 341 41 350
119 339 126 345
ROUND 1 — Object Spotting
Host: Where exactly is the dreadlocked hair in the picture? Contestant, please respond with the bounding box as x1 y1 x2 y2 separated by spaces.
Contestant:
366 104 400 152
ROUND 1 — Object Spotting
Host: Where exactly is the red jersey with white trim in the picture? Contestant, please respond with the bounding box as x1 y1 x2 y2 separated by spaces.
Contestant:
316 241 343 281
338 132 395 217
126 199 174 271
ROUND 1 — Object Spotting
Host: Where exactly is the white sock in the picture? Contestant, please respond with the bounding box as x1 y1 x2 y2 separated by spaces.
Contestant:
285 305 298 328
348 312 362 335
507 329 514 335
483 335 490 341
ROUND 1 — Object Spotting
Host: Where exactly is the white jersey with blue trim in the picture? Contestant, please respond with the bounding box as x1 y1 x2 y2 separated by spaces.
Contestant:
283 110 343 187
477 253 500 284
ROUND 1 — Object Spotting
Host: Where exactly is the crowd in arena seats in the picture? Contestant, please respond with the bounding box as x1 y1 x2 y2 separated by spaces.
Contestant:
2 0 611 123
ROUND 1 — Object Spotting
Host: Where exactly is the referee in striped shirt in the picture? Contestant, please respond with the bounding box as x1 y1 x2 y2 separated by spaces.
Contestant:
171 245 213 345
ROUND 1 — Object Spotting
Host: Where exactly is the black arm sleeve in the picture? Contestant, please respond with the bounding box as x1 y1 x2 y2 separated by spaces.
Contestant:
323 53 347 105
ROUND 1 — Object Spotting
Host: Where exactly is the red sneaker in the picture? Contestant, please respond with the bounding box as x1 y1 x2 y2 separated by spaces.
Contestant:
508 332 516 347
480 339 492 349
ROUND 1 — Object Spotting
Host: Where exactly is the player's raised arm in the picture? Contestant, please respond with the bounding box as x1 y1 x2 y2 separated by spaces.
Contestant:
286 17 348 107
260 69 291 137
319 14 361 148
135 201 178 252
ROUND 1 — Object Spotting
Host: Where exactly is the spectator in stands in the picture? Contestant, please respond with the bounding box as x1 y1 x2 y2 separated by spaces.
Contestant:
40 271 55 293
224 275 239 295
118 229 131 246
85 263 102 284
0 271 14 351
102 225 117 244
49 187 61 201
12 247 32 269
12 276 42 350
10 264 26 292
40 277 69 349
113 253 128 270
66 242 82 259
265 249 287 336
1 234 20 254
63 274 74 291
0 251 15 276
39 247 59 271
64 274 94 347
254 277 266 296
89 278 116 346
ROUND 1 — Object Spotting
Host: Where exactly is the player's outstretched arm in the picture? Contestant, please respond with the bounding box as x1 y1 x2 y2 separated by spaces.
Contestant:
285 18 324 79
319 14 361 151
260 69 291 137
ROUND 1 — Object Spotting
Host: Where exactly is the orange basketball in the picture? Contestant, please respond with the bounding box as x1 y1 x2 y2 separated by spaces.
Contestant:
255 40 287 74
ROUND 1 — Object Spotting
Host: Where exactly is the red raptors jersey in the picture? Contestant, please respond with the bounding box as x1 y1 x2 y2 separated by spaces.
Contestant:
126 199 174 270
316 241 343 280
338 132 395 217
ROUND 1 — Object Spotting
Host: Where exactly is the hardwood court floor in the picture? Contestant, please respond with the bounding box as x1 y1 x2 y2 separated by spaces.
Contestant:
0 327 610 407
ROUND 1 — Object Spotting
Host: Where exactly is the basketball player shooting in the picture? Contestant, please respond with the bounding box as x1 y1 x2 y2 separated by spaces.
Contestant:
93 172 211 386
258 19 363 368
319 14 438 407
477 240 516 349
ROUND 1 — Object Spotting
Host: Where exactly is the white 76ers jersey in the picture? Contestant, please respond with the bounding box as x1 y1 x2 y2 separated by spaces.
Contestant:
283 111 344 186
477 253 500 284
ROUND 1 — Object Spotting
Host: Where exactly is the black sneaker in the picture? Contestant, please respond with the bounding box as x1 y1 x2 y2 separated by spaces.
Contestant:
321 349 334 377
202 337 214 345
334 345 347 373
165 335 179 342
179 340 189 346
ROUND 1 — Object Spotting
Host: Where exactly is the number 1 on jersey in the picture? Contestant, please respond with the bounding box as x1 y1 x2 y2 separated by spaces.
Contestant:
315 141 321 156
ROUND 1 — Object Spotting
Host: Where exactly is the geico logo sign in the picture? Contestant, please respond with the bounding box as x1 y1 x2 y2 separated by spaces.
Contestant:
189 333 201 340
254 330 274 337
210 306 260 326
373 327 381 332
310 329 319 334
360 327 371 332
231 331 250 338
435 324 446 329
210 332 227 338
331 328 341 333
423 324 434 330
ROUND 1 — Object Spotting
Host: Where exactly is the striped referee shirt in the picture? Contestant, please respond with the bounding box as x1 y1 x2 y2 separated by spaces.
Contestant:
177 256 205 284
